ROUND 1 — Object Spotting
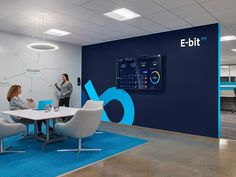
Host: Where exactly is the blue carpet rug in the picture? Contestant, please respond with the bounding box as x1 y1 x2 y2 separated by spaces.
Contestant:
0 131 148 177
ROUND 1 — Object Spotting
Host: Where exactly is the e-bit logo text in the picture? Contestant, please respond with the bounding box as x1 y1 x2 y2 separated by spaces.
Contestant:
180 37 207 47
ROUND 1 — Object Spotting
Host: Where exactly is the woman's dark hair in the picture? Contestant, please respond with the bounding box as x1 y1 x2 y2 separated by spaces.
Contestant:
61 73 69 85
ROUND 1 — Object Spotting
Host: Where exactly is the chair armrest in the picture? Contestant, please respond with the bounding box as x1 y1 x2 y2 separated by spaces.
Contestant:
0 118 11 124
0 122 26 138
55 119 77 138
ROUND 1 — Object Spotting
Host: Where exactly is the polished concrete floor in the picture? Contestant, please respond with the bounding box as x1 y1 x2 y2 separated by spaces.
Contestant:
61 122 236 177
221 111 236 140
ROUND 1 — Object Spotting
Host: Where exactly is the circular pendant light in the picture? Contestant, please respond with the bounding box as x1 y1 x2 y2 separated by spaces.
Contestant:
26 13 59 52
26 42 59 52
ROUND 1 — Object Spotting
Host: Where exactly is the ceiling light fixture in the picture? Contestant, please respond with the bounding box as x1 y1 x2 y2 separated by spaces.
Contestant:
27 41 59 52
26 42 59 52
220 35 236 42
104 8 141 21
221 65 229 69
26 13 59 52
44 28 71 36
232 49 236 52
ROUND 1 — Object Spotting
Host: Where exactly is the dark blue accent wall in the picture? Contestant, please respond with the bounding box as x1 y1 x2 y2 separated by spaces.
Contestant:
82 24 219 138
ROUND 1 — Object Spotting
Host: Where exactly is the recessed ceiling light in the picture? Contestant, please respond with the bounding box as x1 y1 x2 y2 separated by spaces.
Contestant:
232 49 236 52
104 8 141 21
220 35 236 42
221 65 229 69
44 28 71 36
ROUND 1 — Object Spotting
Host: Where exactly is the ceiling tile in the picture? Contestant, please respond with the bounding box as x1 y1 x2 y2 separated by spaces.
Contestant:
199 0 236 12
123 1 165 16
81 0 120 14
125 17 168 32
33 0 98 21
210 8 236 25
152 0 196 9
145 11 190 28
218 15 236 26
0 8 52 29
78 29 113 40
169 24 192 31
220 25 232 36
106 22 147 35
226 24 236 33
171 4 210 18
0 0 38 20
211 7 236 19
110 0 148 6
66 0 93 6
181 14 217 26
88 26 126 37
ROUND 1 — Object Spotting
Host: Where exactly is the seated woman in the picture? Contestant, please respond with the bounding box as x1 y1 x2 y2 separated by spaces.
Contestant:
7 84 52 136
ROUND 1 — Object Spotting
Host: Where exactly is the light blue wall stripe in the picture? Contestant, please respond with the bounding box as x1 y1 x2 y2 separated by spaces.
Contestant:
220 87 234 90
221 82 236 85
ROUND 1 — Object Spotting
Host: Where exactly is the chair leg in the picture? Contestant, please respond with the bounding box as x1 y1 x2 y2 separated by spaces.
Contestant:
0 138 25 154
78 138 102 151
57 149 79 152
57 138 82 152
95 131 103 134
0 149 26 153
79 148 102 151
0 138 3 153
0 138 10 152
57 138 102 154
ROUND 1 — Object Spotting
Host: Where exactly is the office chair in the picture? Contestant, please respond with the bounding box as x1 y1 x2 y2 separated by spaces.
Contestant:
82 100 104 110
55 107 103 157
10 116 34 140
82 100 104 134
0 118 26 154
9 101 36 140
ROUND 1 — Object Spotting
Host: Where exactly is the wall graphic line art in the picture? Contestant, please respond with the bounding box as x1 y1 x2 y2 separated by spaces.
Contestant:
0 52 61 93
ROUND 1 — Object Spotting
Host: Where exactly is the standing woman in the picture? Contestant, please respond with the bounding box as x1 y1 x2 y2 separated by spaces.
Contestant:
55 73 73 117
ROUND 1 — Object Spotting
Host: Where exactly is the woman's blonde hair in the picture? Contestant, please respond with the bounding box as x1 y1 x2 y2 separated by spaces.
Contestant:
7 85 21 102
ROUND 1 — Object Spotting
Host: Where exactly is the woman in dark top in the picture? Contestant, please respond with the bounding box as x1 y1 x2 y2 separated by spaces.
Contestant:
55 73 73 121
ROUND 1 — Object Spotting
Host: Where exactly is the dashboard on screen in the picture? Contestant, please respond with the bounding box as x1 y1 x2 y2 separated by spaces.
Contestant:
117 54 163 91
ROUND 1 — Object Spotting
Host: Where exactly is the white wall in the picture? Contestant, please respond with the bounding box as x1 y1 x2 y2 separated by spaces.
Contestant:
0 31 81 119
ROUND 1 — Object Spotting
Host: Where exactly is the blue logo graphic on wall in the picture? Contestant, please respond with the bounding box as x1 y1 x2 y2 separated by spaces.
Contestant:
82 80 135 125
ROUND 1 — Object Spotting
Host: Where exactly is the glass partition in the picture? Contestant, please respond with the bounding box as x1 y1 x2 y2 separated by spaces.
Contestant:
221 65 236 82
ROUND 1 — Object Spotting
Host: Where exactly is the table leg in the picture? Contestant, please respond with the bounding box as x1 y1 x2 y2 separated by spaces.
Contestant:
53 119 56 129
42 119 50 150
34 120 38 138
46 119 49 141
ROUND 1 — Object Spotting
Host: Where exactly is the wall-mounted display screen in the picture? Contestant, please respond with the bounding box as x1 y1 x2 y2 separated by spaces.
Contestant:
117 54 163 90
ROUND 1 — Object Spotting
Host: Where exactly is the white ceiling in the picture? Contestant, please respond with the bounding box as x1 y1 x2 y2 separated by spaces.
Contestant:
0 0 236 63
